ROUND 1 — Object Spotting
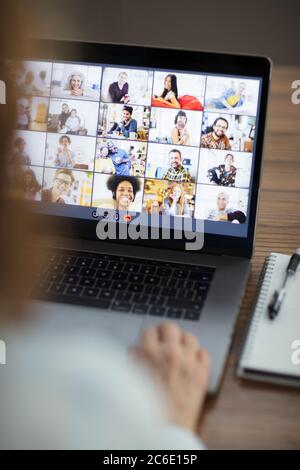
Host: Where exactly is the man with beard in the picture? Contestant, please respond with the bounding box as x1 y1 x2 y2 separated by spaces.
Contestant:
201 117 231 150
163 149 192 182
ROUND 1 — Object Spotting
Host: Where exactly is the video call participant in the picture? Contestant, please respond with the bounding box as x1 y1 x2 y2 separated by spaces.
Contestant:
164 183 191 217
107 140 131 176
67 72 85 97
64 109 81 134
21 168 41 201
207 191 246 223
207 81 246 110
208 153 237 186
163 149 192 182
58 103 71 129
16 101 30 130
154 74 180 108
94 144 115 174
20 70 39 96
201 117 231 150
108 105 138 138
171 111 190 145
11 137 31 165
41 168 74 204
54 135 75 168
108 71 130 103
106 175 141 212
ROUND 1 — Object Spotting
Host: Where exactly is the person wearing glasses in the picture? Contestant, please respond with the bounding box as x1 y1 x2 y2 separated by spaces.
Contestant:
41 168 74 204
201 117 231 150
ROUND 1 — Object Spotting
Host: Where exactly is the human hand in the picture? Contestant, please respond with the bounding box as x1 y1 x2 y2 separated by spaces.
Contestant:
129 322 210 433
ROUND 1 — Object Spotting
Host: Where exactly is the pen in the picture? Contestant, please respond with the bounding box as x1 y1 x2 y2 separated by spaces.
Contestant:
268 248 300 320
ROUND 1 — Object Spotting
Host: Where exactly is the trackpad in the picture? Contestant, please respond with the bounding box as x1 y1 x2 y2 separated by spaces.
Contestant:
31 301 144 350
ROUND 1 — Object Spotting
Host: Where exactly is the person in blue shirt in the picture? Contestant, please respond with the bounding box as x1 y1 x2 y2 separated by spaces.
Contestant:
109 105 138 138
107 140 131 176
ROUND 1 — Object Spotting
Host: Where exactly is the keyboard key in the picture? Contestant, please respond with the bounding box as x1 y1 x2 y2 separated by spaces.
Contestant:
112 281 128 290
80 267 96 277
129 283 143 293
83 287 99 298
167 308 183 319
173 269 188 279
178 289 195 300
144 276 160 285
149 306 166 316
133 305 148 314
66 285 83 296
47 273 63 283
64 265 80 275
76 257 92 267
34 280 51 294
116 292 132 302
111 301 131 312
194 282 210 292
189 272 214 282
166 299 203 310
111 272 128 281
92 259 108 269
133 293 149 304
99 289 115 300
156 267 172 277
49 263 64 274
61 255 76 265
96 270 112 279
126 263 140 273
128 274 144 283
144 285 155 294
149 295 165 306
79 277 95 287
140 266 156 275
63 275 80 285
108 261 123 271
160 287 177 297
95 279 112 289
184 310 201 321
49 283 66 294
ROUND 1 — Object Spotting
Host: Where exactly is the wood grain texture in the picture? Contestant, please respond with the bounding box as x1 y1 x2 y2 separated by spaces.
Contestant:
198 67 300 450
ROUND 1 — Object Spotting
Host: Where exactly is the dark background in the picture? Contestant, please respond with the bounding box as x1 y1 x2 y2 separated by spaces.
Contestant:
20 0 299 65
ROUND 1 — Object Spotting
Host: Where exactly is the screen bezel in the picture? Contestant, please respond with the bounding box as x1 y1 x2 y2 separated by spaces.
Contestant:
14 38 271 258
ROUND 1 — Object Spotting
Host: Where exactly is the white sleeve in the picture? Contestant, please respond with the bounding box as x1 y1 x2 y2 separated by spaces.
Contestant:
153 425 206 450
0 327 206 450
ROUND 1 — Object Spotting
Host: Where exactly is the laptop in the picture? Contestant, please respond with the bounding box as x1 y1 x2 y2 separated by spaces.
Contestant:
10 39 271 392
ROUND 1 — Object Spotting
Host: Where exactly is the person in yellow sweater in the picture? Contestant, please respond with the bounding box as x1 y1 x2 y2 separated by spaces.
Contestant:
94 143 115 174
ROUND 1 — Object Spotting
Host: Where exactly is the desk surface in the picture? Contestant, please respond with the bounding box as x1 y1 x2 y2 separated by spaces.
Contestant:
199 67 300 450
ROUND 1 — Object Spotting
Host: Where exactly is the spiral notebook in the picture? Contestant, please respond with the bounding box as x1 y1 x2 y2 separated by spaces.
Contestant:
237 253 300 387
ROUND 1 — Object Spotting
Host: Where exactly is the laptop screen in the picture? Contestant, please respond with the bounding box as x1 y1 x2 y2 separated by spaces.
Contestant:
10 59 262 239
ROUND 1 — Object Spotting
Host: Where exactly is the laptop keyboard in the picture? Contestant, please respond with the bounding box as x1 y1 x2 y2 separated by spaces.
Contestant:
32 249 215 321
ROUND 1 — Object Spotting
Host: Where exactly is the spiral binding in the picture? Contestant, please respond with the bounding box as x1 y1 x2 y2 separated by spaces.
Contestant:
239 253 277 366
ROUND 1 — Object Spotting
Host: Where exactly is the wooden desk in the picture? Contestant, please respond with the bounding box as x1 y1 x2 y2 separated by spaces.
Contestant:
199 67 300 450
